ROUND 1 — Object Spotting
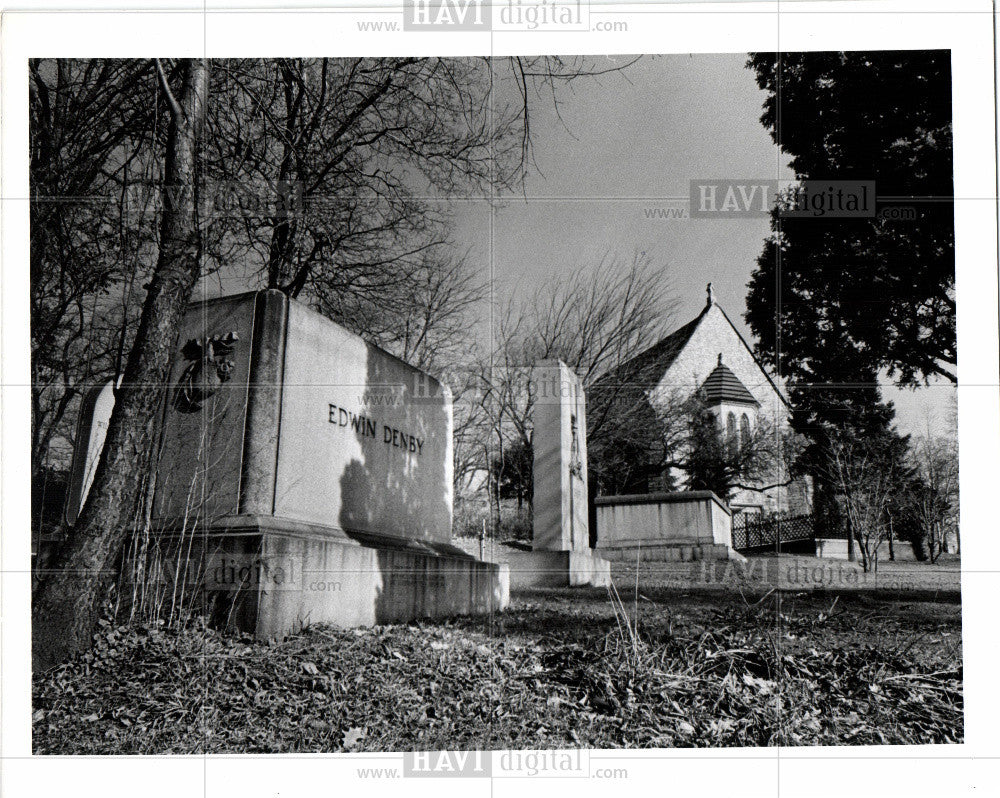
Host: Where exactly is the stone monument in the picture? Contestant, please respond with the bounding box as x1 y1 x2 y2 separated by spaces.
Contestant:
532 360 589 552
504 360 610 588
66 290 508 637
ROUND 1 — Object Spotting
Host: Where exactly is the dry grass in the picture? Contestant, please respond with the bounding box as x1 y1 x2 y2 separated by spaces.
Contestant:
32 589 962 753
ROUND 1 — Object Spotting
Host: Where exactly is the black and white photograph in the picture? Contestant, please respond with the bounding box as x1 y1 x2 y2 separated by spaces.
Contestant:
2 2 998 796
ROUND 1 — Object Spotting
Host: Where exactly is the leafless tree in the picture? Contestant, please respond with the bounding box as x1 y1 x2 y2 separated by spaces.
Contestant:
315 249 487 372
32 57 638 477
34 58 211 671
202 57 639 310
29 59 163 477
31 56 641 667
905 430 959 562
31 57 639 483
522 252 675 385
505 250 674 443
459 252 673 527
822 437 901 571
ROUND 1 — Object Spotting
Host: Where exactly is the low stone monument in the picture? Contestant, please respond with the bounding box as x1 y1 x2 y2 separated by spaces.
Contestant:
505 360 610 588
67 290 508 637
595 490 739 562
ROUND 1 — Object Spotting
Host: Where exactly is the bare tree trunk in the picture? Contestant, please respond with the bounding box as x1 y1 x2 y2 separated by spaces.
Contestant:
485 441 502 538
32 59 209 672
856 525 870 572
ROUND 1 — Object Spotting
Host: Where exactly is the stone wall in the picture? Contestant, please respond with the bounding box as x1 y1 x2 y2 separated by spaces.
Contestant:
816 538 918 563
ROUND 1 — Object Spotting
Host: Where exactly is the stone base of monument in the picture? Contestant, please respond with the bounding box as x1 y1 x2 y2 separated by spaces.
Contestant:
597 542 743 563
503 546 612 590
134 515 509 639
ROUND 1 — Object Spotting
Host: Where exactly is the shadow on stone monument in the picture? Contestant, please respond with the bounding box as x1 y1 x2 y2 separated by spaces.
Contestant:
62 289 508 639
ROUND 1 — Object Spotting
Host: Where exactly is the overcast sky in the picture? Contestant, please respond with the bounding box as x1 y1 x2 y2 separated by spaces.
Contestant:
450 52 953 438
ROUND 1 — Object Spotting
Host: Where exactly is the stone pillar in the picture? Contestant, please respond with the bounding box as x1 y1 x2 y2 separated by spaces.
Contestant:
532 360 589 552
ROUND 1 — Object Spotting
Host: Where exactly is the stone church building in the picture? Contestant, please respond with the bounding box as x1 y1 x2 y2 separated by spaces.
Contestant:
589 285 811 518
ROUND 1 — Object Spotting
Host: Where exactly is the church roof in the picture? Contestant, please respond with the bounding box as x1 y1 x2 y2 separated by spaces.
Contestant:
591 284 789 408
615 310 705 380
701 356 760 406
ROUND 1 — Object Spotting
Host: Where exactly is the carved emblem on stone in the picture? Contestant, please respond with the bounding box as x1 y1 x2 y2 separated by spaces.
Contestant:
569 414 584 478
172 331 239 413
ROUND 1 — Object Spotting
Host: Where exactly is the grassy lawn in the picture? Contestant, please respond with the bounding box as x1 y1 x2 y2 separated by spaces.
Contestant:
33 585 961 753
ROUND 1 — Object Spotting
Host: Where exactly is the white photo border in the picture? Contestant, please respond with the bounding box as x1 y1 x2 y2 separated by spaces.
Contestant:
2 2 996 796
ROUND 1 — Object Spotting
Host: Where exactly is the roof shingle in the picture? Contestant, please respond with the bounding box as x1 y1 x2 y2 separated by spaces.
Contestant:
701 356 759 406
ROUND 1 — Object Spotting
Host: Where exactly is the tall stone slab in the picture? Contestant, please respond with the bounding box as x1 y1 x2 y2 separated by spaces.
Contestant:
532 360 589 551
506 360 608 589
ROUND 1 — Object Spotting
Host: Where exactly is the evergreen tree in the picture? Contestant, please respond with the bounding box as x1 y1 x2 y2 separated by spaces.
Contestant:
745 50 955 387
743 52 951 539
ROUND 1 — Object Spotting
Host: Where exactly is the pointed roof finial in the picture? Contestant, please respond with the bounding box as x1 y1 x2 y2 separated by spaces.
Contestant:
706 282 714 306
718 352 723 366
